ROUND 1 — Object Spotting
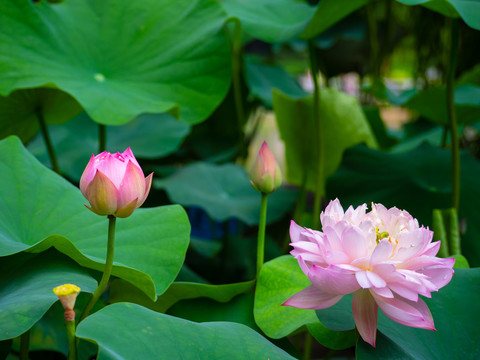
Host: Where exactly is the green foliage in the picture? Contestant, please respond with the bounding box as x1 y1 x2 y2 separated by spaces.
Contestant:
156 162 297 225
28 112 190 180
0 136 190 300
76 303 296 360
274 88 377 193
0 250 97 340
0 0 231 125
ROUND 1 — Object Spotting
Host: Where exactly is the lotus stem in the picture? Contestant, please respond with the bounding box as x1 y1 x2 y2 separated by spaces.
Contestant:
36 108 60 174
65 316 77 360
256 193 268 278
302 331 313 360
308 39 324 230
78 215 116 323
19 330 30 360
98 124 106 153
446 18 460 212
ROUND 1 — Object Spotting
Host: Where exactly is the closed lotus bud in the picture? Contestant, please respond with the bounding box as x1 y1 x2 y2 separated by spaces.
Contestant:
53 284 81 311
249 141 282 194
79 148 153 218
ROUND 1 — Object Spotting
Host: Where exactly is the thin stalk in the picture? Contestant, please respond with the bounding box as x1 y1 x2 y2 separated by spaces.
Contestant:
228 18 247 160
256 193 268 278
448 208 461 255
302 331 312 360
66 320 76 360
36 108 60 174
441 126 449 148
446 18 460 211
78 215 116 323
308 39 323 230
98 124 106 153
367 3 380 81
19 330 30 360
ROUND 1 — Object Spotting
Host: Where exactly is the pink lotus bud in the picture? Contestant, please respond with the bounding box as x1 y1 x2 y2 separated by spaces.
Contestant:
79 148 153 218
249 141 282 194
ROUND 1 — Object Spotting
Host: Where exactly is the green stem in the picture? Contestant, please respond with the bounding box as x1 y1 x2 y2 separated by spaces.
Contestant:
446 18 460 212
19 330 30 360
66 320 76 360
302 331 312 360
448 208 461 255
98 124 106 153
229 18 246 160
36 108 60 174
308 39 323 230
367 3 380 81
78 215 116 323
256 193 268 278
432 209 449 257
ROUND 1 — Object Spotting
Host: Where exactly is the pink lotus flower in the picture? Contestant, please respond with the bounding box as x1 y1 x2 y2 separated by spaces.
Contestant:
80 148 153 218
249 141 282 194
283 199 454 347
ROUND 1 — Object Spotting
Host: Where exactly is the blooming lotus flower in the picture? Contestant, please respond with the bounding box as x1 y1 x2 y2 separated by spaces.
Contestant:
80 148 153 218
249 141 282 194
283 199 454 347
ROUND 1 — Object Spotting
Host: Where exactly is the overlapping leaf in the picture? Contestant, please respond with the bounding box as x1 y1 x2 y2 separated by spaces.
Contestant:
0 250 97 340
0 0 231 125
0 136 190 300
76 303 296 360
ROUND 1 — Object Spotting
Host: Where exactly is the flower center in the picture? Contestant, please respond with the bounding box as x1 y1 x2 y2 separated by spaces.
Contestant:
376 228 389 243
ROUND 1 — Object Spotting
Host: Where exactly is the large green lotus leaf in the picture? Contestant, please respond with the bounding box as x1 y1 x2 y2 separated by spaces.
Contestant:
245 59 307 108
0 136 190 300
404 85 480 126
0 249 97 340
76 302 296 360
300 0 372 38
396 0 480 30
356 268 480 359
0 0 230 125
327 143 480 266
220 0 316 43
28 112 190 180
273 89 377 194
0 88 82 143
155 162 298 225
110 278 254 313
254 255 354 350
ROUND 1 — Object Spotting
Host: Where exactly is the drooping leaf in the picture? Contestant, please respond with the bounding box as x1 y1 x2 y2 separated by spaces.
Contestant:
254 255 354 350
0 0 231 125
221 0 316 43
273 88 377 194
327 143 480 266
0 249 97 340
300 0 372 39
76 302 296 360
110 278 254 313
357 268 480 359
0 136 190 300
0 88 82 144
396 0 480 30
155 162 298 225
28 112 190 180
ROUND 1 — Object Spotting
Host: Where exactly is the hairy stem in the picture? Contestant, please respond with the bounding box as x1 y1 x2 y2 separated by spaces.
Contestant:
256 193 268 278
78 215 116 323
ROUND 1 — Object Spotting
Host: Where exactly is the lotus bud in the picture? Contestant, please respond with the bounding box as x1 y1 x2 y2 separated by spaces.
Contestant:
53 284 81 321
249 141 282 194
79 148 153 218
